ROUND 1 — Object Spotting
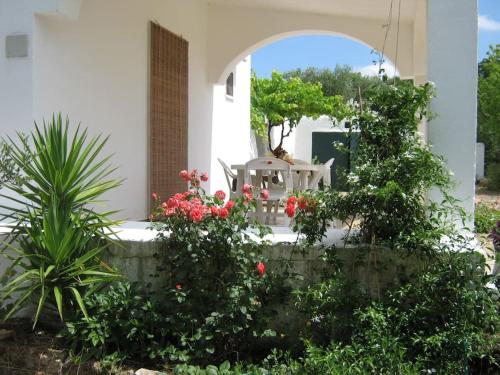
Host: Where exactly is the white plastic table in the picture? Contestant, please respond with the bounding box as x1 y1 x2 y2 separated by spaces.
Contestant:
231 163 323 196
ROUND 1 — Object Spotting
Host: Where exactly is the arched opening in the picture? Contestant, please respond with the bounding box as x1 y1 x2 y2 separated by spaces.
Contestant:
216 30 399 85
210 32 398 194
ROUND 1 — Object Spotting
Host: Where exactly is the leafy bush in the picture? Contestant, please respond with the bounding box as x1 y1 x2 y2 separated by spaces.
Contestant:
0 134 29 189
150 171 280 363
294 271 367 346
289 83 458 250
486 163 500 191
349 251 498 373
0 114 121 326
475 203 500 233
64 282 186 364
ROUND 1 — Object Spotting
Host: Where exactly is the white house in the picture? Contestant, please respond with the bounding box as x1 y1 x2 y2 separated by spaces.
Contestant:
0 0 477 225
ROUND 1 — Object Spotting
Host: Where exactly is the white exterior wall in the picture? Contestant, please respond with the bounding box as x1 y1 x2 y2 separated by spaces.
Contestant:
210 57 252 195
0 0 35 136
32 0 213 220
427 0 477 226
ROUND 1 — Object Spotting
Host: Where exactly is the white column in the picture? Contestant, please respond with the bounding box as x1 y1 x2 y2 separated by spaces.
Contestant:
427 0 477 227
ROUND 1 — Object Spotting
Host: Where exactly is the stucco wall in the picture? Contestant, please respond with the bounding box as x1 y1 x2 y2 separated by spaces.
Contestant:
0 0 35 137
210 57 253 194
32 0 213 219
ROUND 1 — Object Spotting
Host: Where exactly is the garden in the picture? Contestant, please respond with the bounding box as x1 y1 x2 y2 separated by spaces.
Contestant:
0 79 498 374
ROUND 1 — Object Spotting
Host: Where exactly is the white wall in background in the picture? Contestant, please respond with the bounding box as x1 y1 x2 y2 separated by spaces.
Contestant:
210 57 252 195
0 0 35 136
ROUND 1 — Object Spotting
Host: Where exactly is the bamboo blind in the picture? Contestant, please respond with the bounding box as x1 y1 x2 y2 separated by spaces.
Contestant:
150 22 188 203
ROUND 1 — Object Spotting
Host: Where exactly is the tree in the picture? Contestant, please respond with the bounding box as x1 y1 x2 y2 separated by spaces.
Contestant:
478 45 500 173
251 71 348 157
283 65 384 101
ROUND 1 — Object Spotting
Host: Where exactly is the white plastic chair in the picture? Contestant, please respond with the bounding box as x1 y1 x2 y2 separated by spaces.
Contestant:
244 157 293 224
308 158 334 189
218 158 238 199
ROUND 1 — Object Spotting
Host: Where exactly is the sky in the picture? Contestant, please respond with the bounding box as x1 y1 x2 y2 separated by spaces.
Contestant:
252 0 500 77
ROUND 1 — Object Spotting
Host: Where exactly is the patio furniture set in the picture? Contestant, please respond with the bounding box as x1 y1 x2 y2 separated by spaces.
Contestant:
219 157 334 224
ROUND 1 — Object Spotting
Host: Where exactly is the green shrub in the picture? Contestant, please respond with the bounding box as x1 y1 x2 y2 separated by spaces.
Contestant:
0 114 121 327
486 163 500 192
63 282 187 364
475 203 500 233
289 83 459 250
150 171 281 364
354 252 499 373
294 274 367 346
0 134 29 189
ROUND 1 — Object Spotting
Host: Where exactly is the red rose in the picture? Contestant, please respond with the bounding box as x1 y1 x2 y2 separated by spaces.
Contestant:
189 208 204 222
200 172 209 181
152 192 158 201
260 189 269 200
297 196 307 210
256 262 266 276
285 203 296 218
210 206 219 216
287 196 297 205
215 190 226 200
218 207 229 219
175 283 182 290
179 170 190 181
225 200 235 210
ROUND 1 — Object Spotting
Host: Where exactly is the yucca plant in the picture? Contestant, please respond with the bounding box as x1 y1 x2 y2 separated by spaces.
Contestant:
0 114 122 327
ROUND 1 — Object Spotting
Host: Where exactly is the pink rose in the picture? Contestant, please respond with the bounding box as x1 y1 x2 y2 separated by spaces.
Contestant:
225 200 235 210
215 190 226 200
242 184 253 193
179 200 191 214
174 193 184 201
189 208 204 222
179 170 190 181
163 208 176 217
210 206 219 216
200 172 209 181
243 191 254 201
167 197 179 209
260 189 269 200
151 192 158 201
191 197 202 207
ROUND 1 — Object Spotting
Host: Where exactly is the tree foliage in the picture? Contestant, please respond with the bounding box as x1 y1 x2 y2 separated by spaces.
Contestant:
478 44 500 186
283 65 384 101
251 71 350 157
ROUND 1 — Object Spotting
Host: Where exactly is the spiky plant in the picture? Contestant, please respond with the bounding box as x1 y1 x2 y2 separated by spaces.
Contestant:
0 114 122 327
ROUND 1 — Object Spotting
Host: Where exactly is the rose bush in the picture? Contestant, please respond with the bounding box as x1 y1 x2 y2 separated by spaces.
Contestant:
150 169 282 364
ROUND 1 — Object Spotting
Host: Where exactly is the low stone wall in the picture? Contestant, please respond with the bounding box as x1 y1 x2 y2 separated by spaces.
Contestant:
103 224 423 299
